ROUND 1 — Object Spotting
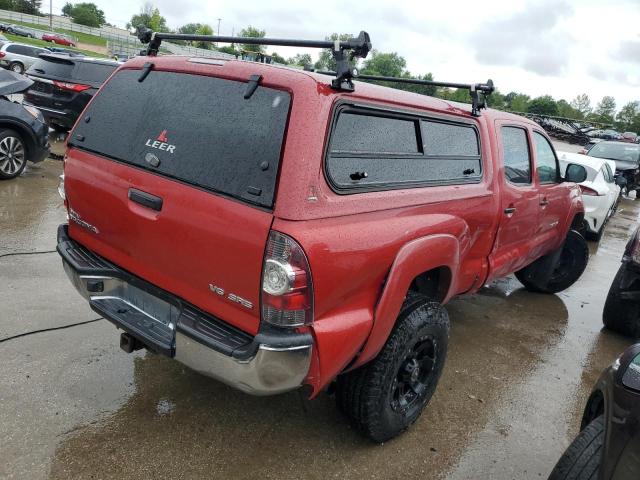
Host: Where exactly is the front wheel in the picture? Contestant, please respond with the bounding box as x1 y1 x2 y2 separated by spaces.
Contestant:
336 293 449 442
0 129 28 180
548 416 604 480
516 230 589 294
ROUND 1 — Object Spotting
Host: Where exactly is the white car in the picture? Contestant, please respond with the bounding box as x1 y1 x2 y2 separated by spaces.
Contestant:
558 151 621 241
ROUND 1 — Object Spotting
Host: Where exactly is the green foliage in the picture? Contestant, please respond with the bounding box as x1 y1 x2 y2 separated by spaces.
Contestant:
61 2 73 16
556 99 582 119
570 93 591 117
69 3 106 27
270 51 286 64
217 45 238 56
127 3 168 32
238 26 265 53
361 50 406 77
0 0 41 15
590 96 617 124
527 95 559 116
287 53 312 67
314 33 353 71
506 93 530 112
616 101 640 132
194 24 213 49
178 23 203 35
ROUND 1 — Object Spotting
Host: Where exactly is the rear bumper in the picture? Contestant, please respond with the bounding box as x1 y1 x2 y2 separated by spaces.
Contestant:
56 224 312 395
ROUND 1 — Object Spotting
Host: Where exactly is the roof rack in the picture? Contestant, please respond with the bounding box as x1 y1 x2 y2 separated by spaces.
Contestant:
135 26 372 91
315 69 495 116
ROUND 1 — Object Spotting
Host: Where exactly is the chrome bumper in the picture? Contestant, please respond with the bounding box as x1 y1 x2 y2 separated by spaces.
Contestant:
58 226 312 396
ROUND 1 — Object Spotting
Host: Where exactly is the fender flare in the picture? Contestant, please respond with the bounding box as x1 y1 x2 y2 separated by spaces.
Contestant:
351 234 460 368
0 117 39 158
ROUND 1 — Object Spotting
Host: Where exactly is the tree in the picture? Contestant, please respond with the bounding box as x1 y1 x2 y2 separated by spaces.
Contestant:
287 53 312 67
270 52 286 64
238 26 265 53
556 99 582 119
400 72 437 97
178 23 203 35
217 45 238 56
361 50 406 77
592 96 617 124
61 2 73 16
127 3 168 32
507 93 530 112
314 33 353 71
527 95 559 116
570 93 592 117
194 24 213 49
7 0 41 14
616 101 640 131
68 3 106 27
486 89 506 110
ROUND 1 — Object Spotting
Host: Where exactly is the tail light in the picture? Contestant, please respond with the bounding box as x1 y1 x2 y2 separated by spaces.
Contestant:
53 81 91 92
578 148 588 154
261 231 313 327
579 185 599 196
0 52 5 59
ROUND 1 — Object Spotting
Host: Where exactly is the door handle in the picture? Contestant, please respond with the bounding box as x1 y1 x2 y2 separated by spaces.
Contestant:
540 198 549 206
504 207 516 214
128 188 163 211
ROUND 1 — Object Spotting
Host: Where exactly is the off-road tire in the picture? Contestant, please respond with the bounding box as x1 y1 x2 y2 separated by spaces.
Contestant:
548 416 604 480
516 229 589 294
0 129 27 180
336 293 449 443
603 265 640 338
9 61 24 74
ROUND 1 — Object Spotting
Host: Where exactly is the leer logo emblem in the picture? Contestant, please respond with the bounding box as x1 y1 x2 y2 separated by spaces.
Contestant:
145 129 176 154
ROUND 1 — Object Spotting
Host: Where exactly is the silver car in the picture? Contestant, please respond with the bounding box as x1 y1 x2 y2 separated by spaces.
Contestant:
0 42 49 74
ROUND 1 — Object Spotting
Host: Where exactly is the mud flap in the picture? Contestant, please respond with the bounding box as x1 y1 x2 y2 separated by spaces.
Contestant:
517 243 564 287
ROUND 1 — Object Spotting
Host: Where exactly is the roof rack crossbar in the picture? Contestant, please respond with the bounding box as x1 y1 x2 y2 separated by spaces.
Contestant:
316 70 495 116
135 26 372 91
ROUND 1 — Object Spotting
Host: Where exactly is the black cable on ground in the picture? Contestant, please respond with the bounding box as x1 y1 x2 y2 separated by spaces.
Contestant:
0 317 103 344
0 250 57 259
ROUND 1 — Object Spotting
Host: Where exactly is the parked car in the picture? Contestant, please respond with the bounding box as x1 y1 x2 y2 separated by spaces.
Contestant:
24 54 118 131
0 42 49 74
6 25 34 38
45 47 84 57
548 343 640 479
621 132 639 143
41 33 76 47
580 141 640 196
0 69 49 179
56 43 590 442
0 23 10 32
601 129 622 140
603 225 640 338
558 152 623 240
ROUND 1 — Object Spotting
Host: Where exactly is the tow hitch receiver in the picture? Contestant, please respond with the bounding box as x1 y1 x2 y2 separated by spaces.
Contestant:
120 332 144 353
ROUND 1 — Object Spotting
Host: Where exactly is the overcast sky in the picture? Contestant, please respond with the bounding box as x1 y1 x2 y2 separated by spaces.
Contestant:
55 0 639 109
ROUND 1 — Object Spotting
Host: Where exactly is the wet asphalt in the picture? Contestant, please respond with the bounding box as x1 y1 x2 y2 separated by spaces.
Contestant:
1 145 638 479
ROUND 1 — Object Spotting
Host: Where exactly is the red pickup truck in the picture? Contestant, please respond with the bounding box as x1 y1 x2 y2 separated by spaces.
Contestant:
57 34 589 442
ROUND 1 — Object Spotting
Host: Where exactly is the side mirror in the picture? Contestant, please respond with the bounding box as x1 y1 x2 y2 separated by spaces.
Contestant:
565 163 587 183
622 352 640 391
615 175 628 187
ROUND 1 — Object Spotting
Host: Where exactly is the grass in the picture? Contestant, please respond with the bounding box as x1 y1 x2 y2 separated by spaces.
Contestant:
0 18 107 46
2 32 109 58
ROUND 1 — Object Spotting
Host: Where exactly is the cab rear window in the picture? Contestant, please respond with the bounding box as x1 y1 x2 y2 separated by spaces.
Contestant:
70 69 291 208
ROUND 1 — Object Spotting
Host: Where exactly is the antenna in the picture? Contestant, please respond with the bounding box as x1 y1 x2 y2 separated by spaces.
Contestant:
135 26 372 92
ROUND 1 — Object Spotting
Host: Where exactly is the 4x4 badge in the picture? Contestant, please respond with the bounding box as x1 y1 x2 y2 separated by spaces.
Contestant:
145 129 176 154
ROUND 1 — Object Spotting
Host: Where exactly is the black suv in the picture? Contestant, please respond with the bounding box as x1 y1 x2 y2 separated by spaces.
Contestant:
23 54 119 131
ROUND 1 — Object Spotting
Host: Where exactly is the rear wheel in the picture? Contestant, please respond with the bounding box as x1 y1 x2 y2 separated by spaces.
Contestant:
548 416 604 480
336 293 449 442
516 230 589 294
0 129 27 180
9 62 24 74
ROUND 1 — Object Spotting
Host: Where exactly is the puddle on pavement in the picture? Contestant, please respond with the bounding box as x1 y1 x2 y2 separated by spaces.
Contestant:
3 162 638 479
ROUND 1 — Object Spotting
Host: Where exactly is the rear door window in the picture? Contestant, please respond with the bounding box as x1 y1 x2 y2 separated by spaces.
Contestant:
70 69 291 208
326 106 481 192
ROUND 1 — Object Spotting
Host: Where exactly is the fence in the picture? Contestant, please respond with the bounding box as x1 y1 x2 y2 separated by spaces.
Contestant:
0 9 137 45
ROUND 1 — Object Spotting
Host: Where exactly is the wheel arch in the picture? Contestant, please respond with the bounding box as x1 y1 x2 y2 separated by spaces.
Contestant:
350 234 460 368
581 388 605 430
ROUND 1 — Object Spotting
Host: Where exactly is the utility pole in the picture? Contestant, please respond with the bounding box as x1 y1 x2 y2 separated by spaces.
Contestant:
217 18 221 35
49 0 52 30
